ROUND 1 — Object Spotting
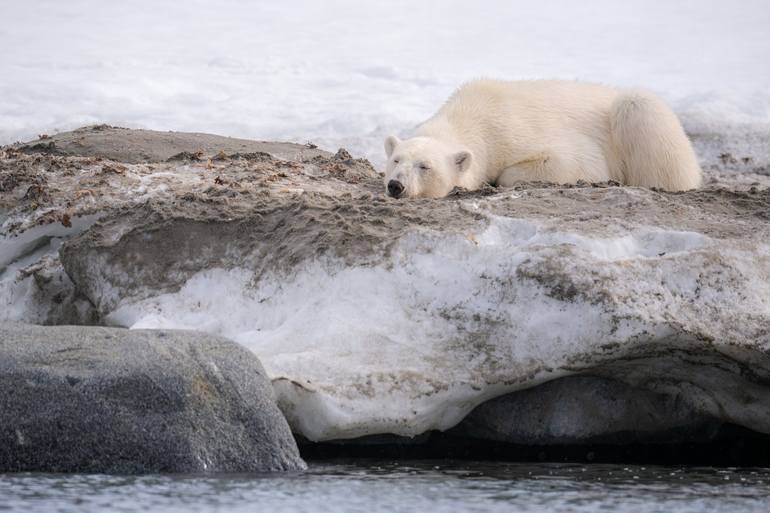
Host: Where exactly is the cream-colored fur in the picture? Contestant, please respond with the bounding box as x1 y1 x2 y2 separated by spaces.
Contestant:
383 79 702 198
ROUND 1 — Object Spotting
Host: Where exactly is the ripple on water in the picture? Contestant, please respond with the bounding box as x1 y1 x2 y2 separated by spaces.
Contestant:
1 462 769 513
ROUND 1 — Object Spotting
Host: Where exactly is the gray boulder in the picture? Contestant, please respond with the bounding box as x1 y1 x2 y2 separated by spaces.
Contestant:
451 375 718 445
0 322 305 473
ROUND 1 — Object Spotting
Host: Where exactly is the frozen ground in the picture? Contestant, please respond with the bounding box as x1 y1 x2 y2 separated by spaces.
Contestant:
2 0 769 168
2 126 769 441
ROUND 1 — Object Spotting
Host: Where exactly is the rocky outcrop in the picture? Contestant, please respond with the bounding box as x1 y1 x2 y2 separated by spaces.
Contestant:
3 126 770 449
0 322 305 473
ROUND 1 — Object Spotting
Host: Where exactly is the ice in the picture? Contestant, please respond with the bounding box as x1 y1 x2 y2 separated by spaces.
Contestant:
0 214 102 272
0 214 101 323
105 216 731 440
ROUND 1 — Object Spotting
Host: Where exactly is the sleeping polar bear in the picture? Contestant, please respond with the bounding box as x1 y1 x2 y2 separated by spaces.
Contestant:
383 79 702 198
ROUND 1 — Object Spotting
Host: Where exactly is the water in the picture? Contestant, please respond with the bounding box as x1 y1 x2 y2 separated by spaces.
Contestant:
2 461 769 513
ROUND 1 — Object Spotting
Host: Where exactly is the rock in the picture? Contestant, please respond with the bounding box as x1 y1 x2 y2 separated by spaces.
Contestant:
450 375 719 445
3 126 770 447
0 322 305 473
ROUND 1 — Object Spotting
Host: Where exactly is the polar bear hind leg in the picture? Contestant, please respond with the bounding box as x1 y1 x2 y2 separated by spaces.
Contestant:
609 92 702 191
497 143 610 187
496 153 578 187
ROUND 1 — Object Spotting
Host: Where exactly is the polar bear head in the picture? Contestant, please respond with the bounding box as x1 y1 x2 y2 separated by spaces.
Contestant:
383 135 472 198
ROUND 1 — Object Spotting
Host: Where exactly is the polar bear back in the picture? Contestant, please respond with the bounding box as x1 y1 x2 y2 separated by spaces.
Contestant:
415 79 701 191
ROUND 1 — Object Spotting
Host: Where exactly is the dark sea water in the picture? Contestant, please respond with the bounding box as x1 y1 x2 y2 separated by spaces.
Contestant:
1 461 769 513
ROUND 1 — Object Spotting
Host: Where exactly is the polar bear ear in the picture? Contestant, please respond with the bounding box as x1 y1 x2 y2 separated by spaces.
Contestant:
454 151 472 173
384 135 401 157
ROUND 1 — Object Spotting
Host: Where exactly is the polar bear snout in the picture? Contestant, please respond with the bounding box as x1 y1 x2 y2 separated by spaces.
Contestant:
387 179 405 198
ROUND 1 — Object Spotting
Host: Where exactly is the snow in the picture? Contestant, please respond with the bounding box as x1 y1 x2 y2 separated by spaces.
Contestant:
0 214 101 323
104 215 730 440
0 214 101 272
2 0 770 168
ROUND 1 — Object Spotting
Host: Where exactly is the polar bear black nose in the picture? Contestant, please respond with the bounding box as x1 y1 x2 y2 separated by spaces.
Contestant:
387 180 405 198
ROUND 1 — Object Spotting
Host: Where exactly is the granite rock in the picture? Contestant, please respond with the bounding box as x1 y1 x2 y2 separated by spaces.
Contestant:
0 322 305 473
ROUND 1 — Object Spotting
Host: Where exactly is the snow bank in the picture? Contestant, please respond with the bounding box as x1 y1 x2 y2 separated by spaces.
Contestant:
3 129 770 444
106 215 733 440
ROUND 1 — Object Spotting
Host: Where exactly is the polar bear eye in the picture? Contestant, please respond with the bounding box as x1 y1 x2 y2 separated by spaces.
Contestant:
418 163 430 171
393 158 400 164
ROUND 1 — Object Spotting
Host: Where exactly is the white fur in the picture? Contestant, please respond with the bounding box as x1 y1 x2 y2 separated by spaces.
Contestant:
383 80 702 198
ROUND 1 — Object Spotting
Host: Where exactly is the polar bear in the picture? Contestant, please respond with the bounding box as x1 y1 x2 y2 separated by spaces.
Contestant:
383 79 702 198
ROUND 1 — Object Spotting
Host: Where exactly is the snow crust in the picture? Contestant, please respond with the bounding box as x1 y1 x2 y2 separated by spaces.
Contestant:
2 0 770 167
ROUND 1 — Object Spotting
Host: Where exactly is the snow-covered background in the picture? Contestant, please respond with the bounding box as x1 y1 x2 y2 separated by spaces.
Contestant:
2 0 769 168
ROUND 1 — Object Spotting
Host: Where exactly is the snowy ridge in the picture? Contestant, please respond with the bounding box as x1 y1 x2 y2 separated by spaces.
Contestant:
2 127 769 443
104 213 769 440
